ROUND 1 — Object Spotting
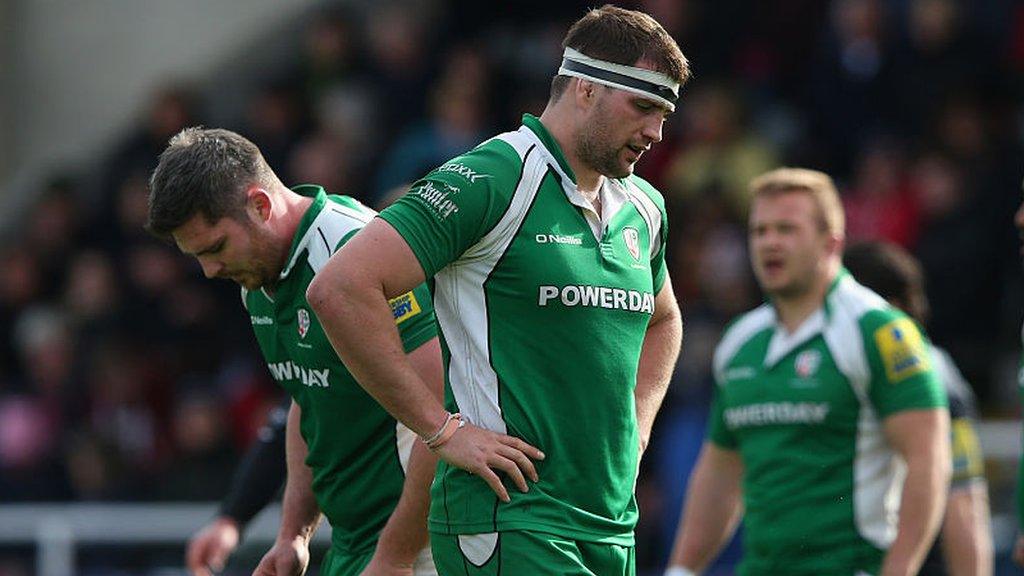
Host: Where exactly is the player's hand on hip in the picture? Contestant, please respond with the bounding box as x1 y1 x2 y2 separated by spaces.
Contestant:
252 537 310 576
1013 534 1024 566
436 423 545 502
186 516 240 576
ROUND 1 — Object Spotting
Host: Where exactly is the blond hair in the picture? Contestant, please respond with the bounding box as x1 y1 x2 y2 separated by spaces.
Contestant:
749 167 845 237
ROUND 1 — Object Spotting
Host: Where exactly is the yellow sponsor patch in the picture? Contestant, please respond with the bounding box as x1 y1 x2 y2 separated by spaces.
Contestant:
874 318 930 383
388 291 421 325
950 418 985 481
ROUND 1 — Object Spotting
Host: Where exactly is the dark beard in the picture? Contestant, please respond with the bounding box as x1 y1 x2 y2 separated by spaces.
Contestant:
575 107 630 180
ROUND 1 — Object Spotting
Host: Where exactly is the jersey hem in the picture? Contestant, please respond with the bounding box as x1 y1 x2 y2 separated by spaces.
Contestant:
427 519 635 546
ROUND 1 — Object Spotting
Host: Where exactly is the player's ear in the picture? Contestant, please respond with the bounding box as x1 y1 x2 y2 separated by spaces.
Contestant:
574 78 596 110
826 233 844 258
245 186 273 223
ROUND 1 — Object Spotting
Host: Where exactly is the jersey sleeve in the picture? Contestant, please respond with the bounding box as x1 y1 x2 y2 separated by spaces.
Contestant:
860 309 947 418
949 417 985 489
389 283 437 353
707 382 738 450
333 228 437 353
219 397 288 526
930 347 985 488
378 142 522 278
627 175 669 293
651 199 668 294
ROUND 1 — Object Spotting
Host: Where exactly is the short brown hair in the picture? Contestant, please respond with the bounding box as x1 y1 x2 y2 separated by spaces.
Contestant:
550 5 691 101
749 167 845 237
844 241 929 323
146 127 274 239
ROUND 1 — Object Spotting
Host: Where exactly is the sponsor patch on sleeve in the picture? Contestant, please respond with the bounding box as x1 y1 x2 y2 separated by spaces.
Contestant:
388 291 422 325
950 418 985 481
874 318 930 383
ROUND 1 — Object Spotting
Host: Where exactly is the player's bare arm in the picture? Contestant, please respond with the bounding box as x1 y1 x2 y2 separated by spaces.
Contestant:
879 408 951 576
362 338 443 576
634 276 682 456
666 442 744 575
941 483 993 576
252 402 319 576
307 218 544 503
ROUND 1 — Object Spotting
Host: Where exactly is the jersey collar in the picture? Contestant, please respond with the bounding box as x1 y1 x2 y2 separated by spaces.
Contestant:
279 185 328 280
522 114 575 183
520 114 633 240
763 269 850 367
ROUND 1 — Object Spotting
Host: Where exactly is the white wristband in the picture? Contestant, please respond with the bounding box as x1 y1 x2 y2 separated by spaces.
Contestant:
664 567 696 576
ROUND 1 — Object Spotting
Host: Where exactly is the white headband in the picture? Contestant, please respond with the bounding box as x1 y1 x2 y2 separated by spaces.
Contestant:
557 47 680 111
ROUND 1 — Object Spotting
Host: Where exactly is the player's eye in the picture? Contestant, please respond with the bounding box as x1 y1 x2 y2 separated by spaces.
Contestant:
206 240 226 255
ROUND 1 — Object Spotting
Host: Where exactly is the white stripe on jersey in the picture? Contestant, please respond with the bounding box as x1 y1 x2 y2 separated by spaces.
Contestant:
825 275 899 549
623 180 663 261
431 132 544 433
282 199 375 278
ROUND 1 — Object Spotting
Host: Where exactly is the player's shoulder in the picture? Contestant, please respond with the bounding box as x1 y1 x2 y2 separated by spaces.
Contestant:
319 195 375 245
932 345 976 418
713 304 775 376
826 273 895 331
833 277 936 384
623 173 667 211
296 194 378 275
424 132 527 191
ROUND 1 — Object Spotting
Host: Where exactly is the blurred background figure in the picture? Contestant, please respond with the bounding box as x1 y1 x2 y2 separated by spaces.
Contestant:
845 240 993 576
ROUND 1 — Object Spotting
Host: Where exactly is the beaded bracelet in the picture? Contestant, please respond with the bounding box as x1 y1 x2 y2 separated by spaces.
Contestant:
426 413 465 451
422 411 459 446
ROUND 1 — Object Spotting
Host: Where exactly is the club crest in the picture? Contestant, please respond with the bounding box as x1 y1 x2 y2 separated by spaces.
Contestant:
795 349 821 378
623 227 641 262
297 308 310 339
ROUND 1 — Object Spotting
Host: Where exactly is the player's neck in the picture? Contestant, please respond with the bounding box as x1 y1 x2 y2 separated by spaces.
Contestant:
538 105 605 203
772 265 839 334
278 189 314 241
266 188 315 287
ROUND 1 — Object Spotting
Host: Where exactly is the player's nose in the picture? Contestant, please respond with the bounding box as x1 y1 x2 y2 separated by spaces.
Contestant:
198 258 223 279
641 116 663 144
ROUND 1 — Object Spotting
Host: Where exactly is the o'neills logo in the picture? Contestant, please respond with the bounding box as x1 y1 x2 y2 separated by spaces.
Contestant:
622 227 641 261
538 285 654 314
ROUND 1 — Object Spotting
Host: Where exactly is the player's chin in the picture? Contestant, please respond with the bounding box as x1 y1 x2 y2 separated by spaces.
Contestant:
238 276 262 290
607 160 634 179
755 269 787 293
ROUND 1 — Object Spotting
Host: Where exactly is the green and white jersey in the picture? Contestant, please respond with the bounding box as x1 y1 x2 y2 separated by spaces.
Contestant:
379 114 669 545
244 185 437 554
709 271 946 576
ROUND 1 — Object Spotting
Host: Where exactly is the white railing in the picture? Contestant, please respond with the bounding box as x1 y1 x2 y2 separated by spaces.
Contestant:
0 503 330 576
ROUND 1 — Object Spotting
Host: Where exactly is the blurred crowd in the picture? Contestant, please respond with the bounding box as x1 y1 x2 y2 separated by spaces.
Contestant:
0 0 1022 572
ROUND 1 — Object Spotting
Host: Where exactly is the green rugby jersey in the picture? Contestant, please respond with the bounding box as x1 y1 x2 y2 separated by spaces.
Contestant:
709 271 946 575
379 114 669 544
244 185 437 554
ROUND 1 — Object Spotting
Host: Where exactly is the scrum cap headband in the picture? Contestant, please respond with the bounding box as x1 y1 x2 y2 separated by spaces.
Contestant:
557 47 679 111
